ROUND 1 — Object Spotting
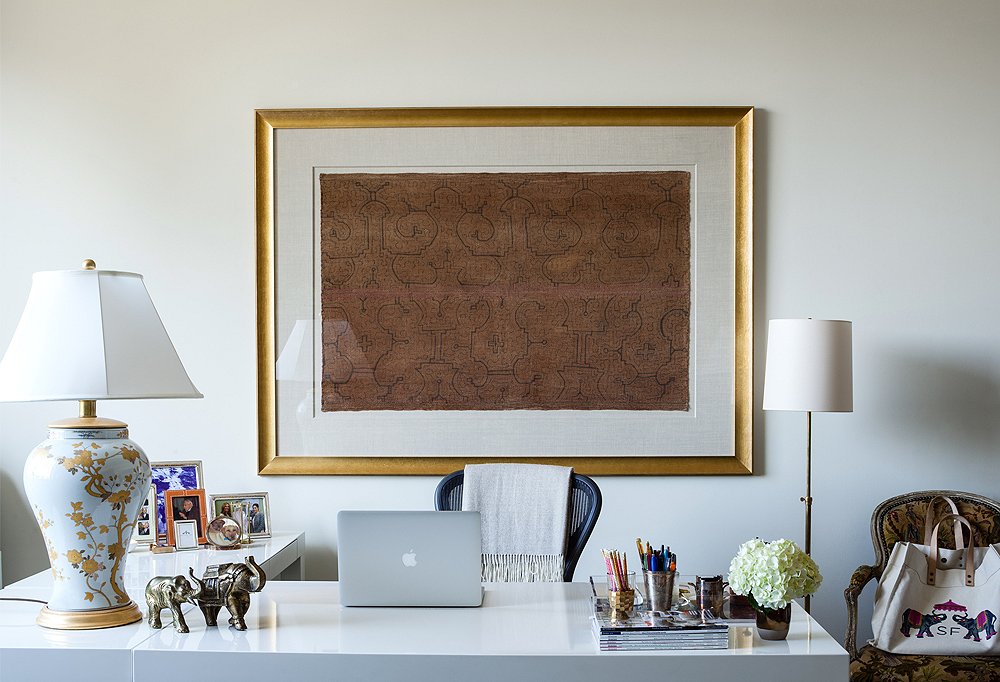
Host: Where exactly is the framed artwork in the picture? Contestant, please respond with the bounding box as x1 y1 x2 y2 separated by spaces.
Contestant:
165 488 207 546
132 484 156 544
210 492 271 538
150 460 204 539
172 520 199 551
256 107 753 475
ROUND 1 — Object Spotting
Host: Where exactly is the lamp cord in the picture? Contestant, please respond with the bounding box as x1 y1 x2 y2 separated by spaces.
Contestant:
0 597 48 604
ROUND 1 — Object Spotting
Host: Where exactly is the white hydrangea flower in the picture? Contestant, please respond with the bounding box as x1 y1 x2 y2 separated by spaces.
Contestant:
727 538 822 611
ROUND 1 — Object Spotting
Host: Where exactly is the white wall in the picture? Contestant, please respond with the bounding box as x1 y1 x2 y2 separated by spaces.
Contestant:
2 0 999 644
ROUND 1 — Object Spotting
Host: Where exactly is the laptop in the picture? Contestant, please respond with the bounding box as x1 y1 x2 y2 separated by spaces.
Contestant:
337 510 484 607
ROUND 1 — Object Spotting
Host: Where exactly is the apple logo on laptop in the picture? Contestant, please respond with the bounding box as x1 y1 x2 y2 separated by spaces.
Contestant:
401 549 418 567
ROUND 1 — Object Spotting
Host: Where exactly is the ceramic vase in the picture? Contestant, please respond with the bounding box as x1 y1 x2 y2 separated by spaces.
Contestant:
755 603 793 640
23 426 151 629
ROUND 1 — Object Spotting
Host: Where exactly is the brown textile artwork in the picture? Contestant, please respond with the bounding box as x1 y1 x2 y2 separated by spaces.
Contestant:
319 171 691 411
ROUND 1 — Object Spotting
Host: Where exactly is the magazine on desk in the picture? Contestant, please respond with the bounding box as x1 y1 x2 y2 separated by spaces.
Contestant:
591 598 729 651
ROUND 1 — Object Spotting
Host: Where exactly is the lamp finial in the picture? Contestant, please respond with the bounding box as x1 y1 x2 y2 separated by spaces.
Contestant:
82 259 97 270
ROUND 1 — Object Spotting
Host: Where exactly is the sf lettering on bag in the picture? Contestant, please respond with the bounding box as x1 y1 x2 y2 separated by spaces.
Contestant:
900 600 997 641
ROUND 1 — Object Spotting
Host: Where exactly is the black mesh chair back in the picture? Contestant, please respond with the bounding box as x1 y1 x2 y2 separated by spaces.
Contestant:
434 469 602 582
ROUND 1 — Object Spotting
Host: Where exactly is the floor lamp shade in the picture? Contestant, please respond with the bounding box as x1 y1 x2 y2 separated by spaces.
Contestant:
763 319 853 413
0 261 200 630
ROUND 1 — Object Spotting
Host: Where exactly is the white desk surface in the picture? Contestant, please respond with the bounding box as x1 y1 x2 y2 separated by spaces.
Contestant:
133 582 848 682
8 531 305 592
0 532 304 682
0 583 170 682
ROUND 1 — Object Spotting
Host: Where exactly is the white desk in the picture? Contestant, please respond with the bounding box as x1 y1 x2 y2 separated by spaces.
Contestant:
132 582 848 682
0 532 304 682
8 531 305 592
1 578 846 682
0 583 159 682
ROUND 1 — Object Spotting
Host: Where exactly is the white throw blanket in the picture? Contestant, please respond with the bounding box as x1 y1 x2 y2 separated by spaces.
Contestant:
461 463 572 582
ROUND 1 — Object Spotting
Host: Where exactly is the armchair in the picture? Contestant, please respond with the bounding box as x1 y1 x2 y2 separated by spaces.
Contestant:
846 490 1000 681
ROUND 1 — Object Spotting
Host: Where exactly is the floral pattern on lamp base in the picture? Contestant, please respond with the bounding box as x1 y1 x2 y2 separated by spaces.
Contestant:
24 426 151 629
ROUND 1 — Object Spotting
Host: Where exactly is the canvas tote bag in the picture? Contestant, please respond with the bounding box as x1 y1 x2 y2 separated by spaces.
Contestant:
872 514 1000 655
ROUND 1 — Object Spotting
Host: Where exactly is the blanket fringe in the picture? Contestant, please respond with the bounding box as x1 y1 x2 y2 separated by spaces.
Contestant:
481 553 564 582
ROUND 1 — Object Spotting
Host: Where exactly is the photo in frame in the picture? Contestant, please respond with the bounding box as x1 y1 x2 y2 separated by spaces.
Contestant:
256 107 753 475
206 516 243 548
172 520 199 551
132 484 156 545
150 460 204 539
210 492 271 538
165 488 207 546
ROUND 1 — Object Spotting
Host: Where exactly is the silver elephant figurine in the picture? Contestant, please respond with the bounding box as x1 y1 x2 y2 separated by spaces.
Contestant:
188 555 267 631
145 574 200 633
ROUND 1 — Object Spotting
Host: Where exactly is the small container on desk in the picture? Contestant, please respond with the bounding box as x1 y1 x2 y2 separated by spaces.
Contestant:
607 571 637 622
696 575 725 618
642 569 676 612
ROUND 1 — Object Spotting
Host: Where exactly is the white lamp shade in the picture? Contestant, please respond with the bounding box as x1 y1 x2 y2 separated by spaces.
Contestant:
0 267 202 401
763 319 853 412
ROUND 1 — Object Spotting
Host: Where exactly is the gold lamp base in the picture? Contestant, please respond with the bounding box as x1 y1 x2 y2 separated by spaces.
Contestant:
37 601 143 630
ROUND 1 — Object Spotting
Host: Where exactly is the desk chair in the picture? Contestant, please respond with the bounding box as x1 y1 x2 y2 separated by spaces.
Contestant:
434 469 601 582
845 490 1000 681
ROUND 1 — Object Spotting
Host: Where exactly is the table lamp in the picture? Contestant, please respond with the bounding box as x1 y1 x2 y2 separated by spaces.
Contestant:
763 318 853 613
0 260 202 629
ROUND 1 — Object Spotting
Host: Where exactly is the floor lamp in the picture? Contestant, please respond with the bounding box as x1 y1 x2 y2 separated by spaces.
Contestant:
763 319 853 614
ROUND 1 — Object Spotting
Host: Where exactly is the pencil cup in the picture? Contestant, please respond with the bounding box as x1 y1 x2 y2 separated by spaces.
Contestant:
607 571 637 622
642 569 675 612
608 588 635 622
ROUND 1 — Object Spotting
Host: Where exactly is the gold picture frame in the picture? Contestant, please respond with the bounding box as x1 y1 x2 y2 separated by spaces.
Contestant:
256 107 753 476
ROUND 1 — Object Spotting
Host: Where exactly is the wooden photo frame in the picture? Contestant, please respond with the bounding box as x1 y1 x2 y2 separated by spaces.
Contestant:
165 488 207 546
256 107 753 476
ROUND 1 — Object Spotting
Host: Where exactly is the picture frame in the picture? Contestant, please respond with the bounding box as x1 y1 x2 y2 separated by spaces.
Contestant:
132 484 156 544
210 492 271 538
150 460 204 540
165 488 207 546
256 107 753 476
206 515 242 548
172 520 199 551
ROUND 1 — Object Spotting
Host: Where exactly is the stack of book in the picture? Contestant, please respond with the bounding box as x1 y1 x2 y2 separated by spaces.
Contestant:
591 598 730 651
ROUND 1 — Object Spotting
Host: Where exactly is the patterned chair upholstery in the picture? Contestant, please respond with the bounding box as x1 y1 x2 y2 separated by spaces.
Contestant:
846 490 1000 681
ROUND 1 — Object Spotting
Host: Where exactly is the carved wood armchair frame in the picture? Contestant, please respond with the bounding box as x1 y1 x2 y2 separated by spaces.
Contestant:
845 489 1000 658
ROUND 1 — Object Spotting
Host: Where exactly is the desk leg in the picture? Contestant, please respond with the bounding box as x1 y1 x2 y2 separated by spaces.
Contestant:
276 556 304 581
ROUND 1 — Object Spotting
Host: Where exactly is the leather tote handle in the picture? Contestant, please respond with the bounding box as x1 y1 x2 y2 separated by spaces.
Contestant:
928 513 975 587
923 495 965 550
